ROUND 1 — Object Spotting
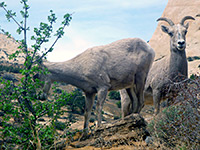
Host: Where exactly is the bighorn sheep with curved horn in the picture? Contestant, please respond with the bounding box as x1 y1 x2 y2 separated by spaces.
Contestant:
40 38 155 131
120 16 195 117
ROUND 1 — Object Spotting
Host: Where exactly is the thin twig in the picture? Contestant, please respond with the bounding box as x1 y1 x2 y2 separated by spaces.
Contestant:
1 6 23 29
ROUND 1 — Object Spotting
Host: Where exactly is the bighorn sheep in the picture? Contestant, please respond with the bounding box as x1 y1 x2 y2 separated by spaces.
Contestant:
120 16 195 117
41 38 155 131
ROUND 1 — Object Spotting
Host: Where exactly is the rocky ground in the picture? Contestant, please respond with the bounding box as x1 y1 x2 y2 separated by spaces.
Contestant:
56 94 164 150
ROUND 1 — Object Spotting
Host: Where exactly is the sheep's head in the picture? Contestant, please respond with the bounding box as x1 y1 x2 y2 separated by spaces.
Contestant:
157 16 195 51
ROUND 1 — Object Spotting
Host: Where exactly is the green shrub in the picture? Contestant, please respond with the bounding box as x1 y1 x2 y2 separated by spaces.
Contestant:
108 91 121 100
1 73 18 82
52 87 85 118
187 56 200 62
116 101 121 108
147 75 200 149
0 65 21 73
187 56 193 61
193 56 200 60
0 1 72 149
148 105 199 148
66 88 85 115
55 121 67 131
114 116 120 120
189 74 196 80
89 118 95 123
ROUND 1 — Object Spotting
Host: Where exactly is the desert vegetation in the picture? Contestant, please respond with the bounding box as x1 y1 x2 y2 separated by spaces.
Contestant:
0 0 199 150
147 75 200 149
0 1 73 149
108 91 121 100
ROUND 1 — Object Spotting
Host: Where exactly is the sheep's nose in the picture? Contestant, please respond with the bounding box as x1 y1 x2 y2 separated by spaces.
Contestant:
178 40 185 46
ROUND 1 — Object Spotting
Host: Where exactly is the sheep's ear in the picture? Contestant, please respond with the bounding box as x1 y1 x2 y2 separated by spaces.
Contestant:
161 25 169 34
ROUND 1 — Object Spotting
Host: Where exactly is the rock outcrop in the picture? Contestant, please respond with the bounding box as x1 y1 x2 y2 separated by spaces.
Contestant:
0 33 24 63
68 114 149 149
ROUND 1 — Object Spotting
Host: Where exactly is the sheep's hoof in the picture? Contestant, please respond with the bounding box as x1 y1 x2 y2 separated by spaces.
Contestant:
78 131 91 141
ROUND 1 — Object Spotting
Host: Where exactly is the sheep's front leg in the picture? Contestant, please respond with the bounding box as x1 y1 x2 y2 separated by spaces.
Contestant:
153 89 161 114
96 87 108 128
78 92 95 140
84 92 95 131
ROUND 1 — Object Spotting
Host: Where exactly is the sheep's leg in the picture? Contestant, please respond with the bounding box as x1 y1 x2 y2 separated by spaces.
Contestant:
83 92 95 130
96 87 108 127
166 97 173 107
153 89 161 114
126 87 138 113
78 92 95 141
135 73 146 112
120 89 132 119
136 90 144 113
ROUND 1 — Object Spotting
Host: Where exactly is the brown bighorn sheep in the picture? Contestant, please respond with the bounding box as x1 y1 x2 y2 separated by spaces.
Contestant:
41 38 155 131
120 16 195 117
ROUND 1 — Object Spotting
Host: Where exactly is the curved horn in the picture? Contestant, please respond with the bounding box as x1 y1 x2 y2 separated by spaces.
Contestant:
180 16 195 25
157 17 174 26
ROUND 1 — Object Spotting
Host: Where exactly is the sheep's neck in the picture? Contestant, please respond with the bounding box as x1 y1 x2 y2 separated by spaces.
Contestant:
45 62 85 88
169 48 188 81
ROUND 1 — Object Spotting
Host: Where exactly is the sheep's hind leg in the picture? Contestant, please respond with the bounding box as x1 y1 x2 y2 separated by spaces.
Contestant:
120 89 132 119
126 87 138 113
96 87 108 128
153 89 161 114
135 72 146 112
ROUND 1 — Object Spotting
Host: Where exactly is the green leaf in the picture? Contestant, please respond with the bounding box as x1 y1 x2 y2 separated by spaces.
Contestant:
5 10 16 21
0 2 6 7
16 27 22 34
